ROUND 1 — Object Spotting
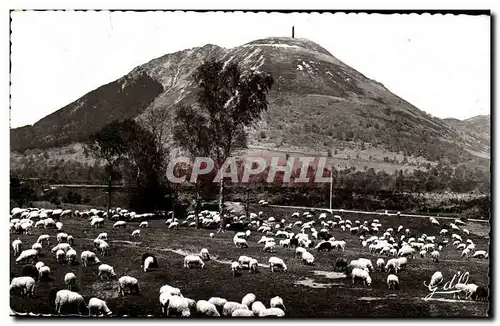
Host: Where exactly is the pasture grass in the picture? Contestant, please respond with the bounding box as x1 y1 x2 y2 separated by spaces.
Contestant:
10 206 490 317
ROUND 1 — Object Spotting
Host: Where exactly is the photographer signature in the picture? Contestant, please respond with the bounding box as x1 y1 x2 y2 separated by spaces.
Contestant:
423 271 470 301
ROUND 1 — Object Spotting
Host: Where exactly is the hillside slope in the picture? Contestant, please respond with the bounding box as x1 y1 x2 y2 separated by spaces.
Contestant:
10 37 490 169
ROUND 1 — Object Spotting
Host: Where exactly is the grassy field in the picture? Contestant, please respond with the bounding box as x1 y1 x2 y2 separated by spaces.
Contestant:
10 205 490 317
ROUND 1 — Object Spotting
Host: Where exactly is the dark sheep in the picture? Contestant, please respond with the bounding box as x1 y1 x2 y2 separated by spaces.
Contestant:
141 253 159 269
334 258 348 272
290 238 299 248
316 241 333 252
472 286 488 301
22 264 39 281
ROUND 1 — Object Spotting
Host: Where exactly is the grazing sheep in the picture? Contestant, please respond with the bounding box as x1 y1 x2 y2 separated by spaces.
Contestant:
472 250 488 259
234 238 249 248
301 251 315 265
113 221 127 228
31 242 42 253
351 268 372 287
387 274 399 290
238 255 253 268
168 221 179 230
209 233 215 238
55 289 86 315
251 301 266 315
12 239 22 256
143 256 158 272
66 249 77 265
231 261 242 277
64 272 77 291
99 242 109 256
241 293 256 308
51 243 72 253
36 234 50 245
430 250 440 262
96 233 108 241
57 232 68 243
334 257 348 272
376 258 385 272
39 265 51 280
428 271 443 288
259 307 285 317
196 300 220 317
200 248 210 260
10 276 36 297
270 296 286 311
249 259 259 273
159 284 183 297
268 257 287 272
56 249 67 264
184 255 205 269
98 264 116 280
295 246 307 258
131 229 141 238
139 221 149 228
263 241 276 252
232 308 254 317
88 297 112 316
16 249 39 264
472 286 488 301
81 251 100 267
118 276 140 296
160 293 191 317
208 297 227 312
222 302 248 316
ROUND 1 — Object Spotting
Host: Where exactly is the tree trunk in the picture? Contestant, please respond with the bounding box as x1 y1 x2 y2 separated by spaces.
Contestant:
245 189 250 216
218 177 225 231
195 183 200 229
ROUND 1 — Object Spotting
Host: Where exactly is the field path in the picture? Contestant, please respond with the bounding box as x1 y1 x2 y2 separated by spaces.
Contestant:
268 205 489 223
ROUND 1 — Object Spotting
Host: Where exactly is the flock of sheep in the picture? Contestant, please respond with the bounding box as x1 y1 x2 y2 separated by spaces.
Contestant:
10 205 489 317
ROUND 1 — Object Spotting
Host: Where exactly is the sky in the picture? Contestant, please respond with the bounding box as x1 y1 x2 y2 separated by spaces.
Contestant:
9 10 491 128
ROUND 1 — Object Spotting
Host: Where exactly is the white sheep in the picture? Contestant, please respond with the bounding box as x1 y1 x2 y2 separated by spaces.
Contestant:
222 302 248 316
268 257 287 272
263 241 276 252
10 276 35 297
113 221 127 228
12 239 22 256
90 217 104 228
209 233 215 238
64 272 76 291
131 229 141 238
88 297 112 316
196 300 220 317
241 293 256 308
259 307 285 317
16 249 38 264
301 251 315 265
96 232 108 241
184 255 205 269
31 242 42 253
428 271 443 288
231 261 242 276
98 264 117 279
159 284 183 297
376 258 385 271
36 234 50 245
387 274 399 290
39 265 51 280
66 249 77 264
431 250 440 262
139 221 149 228
208 297 227 312
56 222 64 231
295 247 307 258
81 251 101 267
168 221 179 230
55 289 86 315
143 256 157 272
472 250 488 259
200 248 210 260
118 276 140 296
57 232 68 243
249 258 259 273
270 296 286 311
99 241 109 256
51 243 72 253
351 267 372 287
232 308 254 317
234 238 249 248
251 301 266 315
160 293 190 316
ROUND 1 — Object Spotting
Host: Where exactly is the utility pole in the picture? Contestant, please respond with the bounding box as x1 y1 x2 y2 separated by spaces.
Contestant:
292 26 295 38
329 164 334 214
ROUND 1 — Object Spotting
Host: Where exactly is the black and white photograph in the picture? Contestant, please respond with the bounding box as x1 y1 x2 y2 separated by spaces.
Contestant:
8 7 492 318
